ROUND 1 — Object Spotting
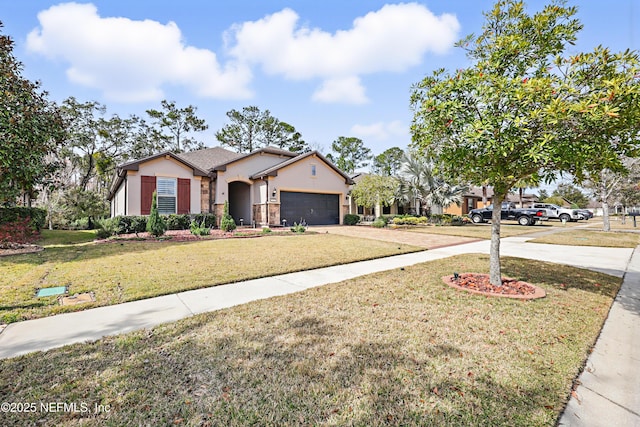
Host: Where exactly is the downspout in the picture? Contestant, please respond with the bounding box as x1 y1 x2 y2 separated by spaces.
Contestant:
124 174 128 216
265 177 269 226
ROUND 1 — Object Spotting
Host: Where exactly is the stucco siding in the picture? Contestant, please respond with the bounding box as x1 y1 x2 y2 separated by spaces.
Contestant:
123 156 202 216
271 155 349 196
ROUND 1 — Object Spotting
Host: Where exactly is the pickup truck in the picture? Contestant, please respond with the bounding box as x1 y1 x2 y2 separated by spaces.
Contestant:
469 202 547 226
530 203 581 222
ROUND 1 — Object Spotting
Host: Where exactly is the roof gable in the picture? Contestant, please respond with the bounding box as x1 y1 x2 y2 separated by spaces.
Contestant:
250 151 354 184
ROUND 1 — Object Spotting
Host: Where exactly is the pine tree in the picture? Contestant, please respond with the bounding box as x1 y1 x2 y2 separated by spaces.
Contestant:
220 200 236 232
146 191 166 237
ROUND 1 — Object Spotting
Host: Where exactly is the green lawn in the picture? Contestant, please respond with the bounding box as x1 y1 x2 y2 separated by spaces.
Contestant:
529 230 640 248
0 254 620 426
0 232 420 323
402 223 548 239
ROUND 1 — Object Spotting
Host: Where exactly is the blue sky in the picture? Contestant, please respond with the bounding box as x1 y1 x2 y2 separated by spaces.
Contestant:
2 1 639 159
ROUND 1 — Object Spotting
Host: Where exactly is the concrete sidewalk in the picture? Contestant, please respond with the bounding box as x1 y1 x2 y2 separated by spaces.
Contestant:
0 236 637 426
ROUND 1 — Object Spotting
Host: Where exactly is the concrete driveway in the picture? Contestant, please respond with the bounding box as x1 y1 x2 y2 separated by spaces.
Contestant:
309 225 479 249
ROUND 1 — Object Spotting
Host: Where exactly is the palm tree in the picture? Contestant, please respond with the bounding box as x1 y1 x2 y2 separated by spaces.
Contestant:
397 151 467 214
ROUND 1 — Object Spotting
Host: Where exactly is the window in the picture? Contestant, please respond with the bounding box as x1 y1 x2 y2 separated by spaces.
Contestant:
311 164 316 176
156 177 177 214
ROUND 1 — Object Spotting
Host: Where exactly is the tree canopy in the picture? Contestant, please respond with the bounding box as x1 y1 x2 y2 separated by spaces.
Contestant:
326 137 372 175
146 100 208 153
0 23 66 206
372 147 405 176
410 0 640 285
215 106 309 153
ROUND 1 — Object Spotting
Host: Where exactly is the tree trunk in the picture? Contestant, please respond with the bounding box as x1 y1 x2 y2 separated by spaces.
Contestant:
490 194 503 286
601 181 610 232
482 185 488 207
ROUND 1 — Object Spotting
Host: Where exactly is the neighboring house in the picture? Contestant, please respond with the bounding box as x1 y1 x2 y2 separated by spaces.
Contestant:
444 186 539 216
107 146 354 226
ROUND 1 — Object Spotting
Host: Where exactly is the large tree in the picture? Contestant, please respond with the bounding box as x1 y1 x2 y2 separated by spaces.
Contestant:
372 147 405 176
326 137 372 175
0 23 66 206
216 106 308 153
552 183 589 208
146 100 208 153
411 0 638 286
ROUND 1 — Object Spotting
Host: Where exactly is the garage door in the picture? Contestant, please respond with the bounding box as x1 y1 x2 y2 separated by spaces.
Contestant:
280 192 340 225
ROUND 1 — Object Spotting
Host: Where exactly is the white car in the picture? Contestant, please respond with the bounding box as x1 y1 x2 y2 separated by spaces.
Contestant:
531 203 581 222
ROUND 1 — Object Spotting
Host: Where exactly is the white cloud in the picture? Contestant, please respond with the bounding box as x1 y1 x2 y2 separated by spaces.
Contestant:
26 2 459 104
351 120 407 141
227 3 459 103
312 76 368 104
26 3 252 102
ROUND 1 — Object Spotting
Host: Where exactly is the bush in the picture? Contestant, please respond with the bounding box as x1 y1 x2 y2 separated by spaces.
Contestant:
0 207 46 231
343 214 360 225
220 201 236 232
372 217 387 228
95 218 116 239
146 192 167 237
193 213 216 229
165 214 191 230
68 217 90 230
261 227 272 234
130 216 147 235
189 219 211 237
290 222 306 233
0 217 40 246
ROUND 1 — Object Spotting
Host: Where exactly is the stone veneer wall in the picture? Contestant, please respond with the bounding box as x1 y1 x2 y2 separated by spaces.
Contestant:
213 203 225 227
200 177 210 214
268 203 280 226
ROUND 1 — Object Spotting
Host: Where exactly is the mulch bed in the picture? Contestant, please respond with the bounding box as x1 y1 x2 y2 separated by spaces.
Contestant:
442 273 546 300
98 228 294 243
0 243 44 257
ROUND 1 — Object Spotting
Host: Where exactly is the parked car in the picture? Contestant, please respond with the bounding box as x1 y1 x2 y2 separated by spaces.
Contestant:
469 202 547 226
530 203 581 222
576 209 594 220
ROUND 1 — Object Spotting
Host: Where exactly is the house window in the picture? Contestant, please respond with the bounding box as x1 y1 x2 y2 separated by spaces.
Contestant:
157 177 177 214
311 165 316 176
357 205 364 215
382 205 391 215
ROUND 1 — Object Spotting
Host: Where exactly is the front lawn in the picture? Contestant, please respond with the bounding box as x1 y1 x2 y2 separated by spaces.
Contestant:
0 254 620 426
403 223 547 239
529 230 640 248
0 232 420 323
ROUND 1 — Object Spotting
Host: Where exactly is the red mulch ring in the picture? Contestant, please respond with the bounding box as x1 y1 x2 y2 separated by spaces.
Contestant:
442 273 546 300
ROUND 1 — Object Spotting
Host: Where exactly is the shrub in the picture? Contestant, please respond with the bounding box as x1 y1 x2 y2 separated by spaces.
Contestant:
165 214 191 230
146 192 166 237
189 219 211 237
95 218 116 239
343 214 360 225
68 217 90 230
290 222 306 233
130 216 147 235
0 217 39 246
0 207 46 231
372 217 387 228
220 201 236 232
261 227 272 234
193 213 216 229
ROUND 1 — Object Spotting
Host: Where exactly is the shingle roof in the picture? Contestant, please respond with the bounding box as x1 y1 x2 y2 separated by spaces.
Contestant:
177 147 243 171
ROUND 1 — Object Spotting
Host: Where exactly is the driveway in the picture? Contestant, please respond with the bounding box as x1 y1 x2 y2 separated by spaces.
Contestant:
309 225 480 249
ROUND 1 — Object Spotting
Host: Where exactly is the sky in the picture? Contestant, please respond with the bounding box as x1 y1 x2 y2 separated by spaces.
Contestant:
2 0 639 161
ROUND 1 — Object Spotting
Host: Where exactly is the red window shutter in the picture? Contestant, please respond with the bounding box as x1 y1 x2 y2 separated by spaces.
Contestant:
178 178 191 214
141 176 156 215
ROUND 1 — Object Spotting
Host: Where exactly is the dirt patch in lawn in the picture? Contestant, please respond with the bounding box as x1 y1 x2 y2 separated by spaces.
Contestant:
442 273 546 300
